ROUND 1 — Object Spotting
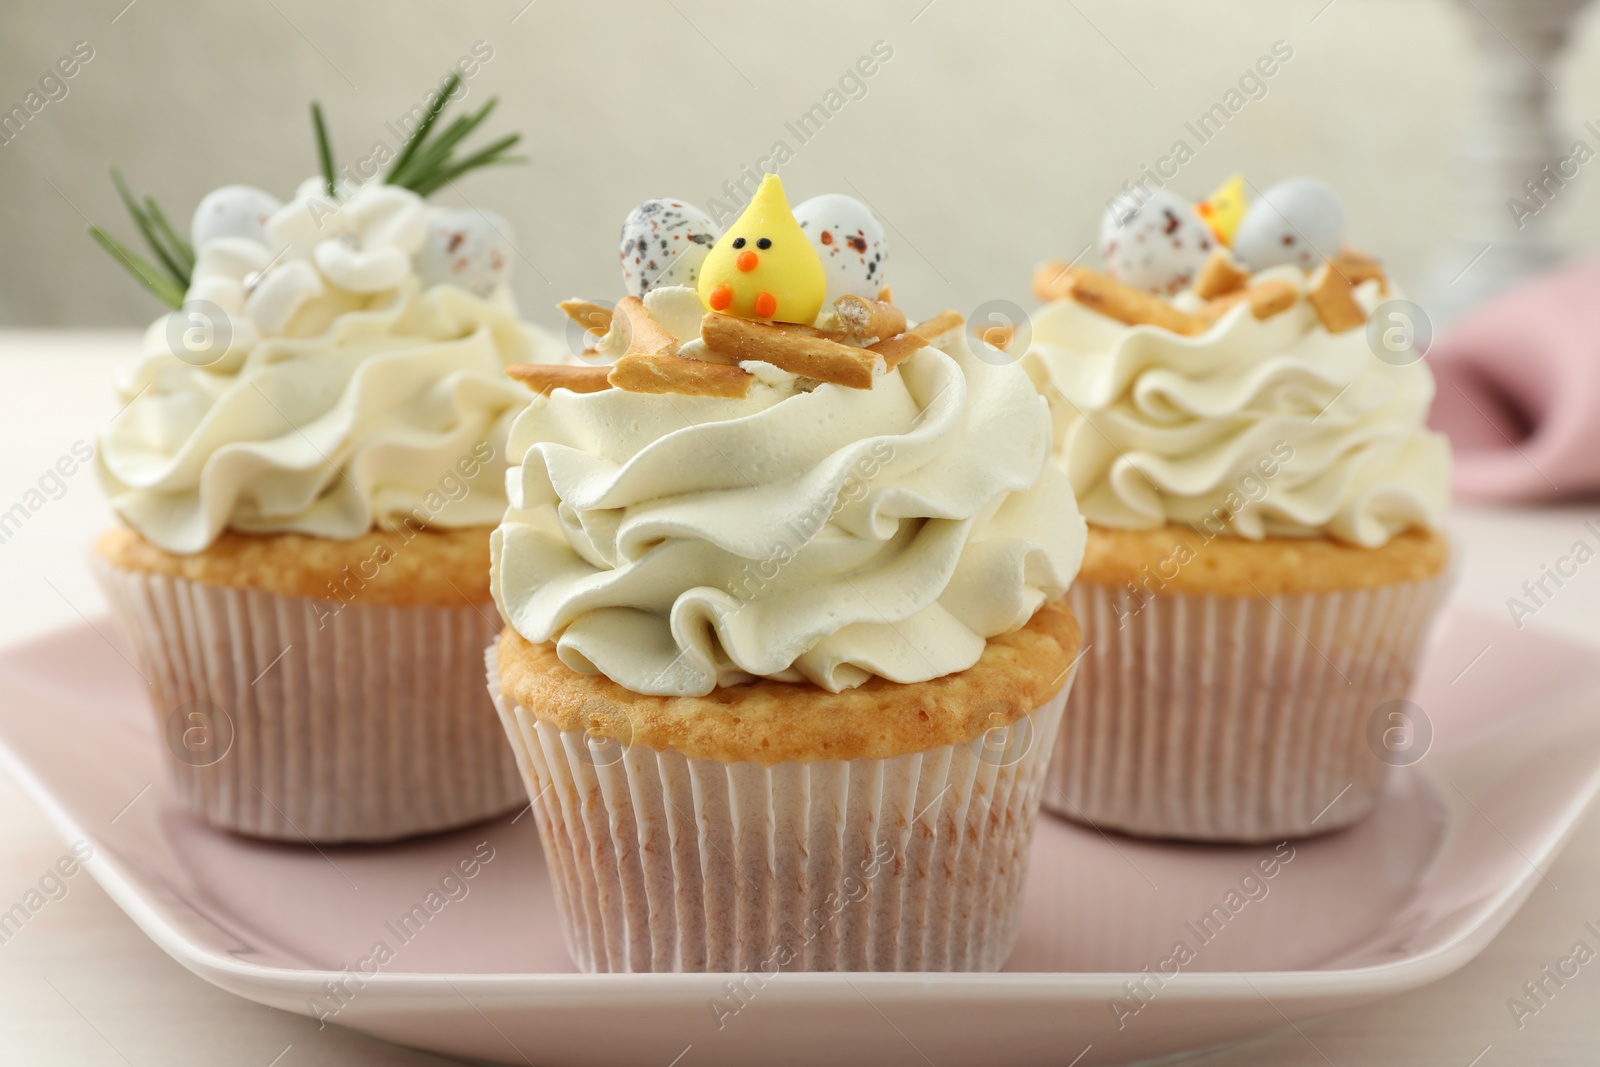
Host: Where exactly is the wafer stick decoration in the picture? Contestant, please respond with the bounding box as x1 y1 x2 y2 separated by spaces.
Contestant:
834 295 908 343
702 313 884 389
1194 250 1250 300
1307 262 1367 333
1246 278 1298 320
608 353 754 398
557 299 613 337
908 310 963 347
506 363 615 395
613 296 679 357
866 311 965 370
1032 260 1080 303
1067 269 1208 336
1332 247 1389 295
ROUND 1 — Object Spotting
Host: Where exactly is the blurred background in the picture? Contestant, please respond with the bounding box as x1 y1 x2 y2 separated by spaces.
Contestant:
4 0 1600 332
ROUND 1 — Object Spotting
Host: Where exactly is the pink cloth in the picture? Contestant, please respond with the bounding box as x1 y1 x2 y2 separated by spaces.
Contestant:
1428 258 1600 502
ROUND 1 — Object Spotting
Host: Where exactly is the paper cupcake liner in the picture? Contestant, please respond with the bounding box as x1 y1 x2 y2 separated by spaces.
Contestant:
95 560 524 843
487 647 1071 973
1045 574 1451 842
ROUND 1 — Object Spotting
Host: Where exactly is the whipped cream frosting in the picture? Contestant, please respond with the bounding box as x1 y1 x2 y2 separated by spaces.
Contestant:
1023 266 1450 547
492 328 1085 696
99 180 563 553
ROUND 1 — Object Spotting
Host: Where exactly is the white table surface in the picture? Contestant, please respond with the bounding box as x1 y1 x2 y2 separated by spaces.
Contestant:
1 331 1598 1066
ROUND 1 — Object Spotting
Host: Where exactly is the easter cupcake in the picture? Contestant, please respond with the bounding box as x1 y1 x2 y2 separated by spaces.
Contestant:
91 79 564 842
489 174 1086 972
1022 177 1451 842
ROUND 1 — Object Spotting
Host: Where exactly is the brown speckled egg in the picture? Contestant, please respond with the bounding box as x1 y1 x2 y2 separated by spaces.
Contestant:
793 194 887 303
619 199 719 296
1098 187 1214 296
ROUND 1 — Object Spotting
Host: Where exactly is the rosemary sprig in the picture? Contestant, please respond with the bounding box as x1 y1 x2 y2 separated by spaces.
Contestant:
384 73 523 195
91 168 193 309
386 97 497 189
311 102 337 198
408 134 524 198
90 75 525 306
113 168 192 287
88 226 186 309
384 72 459 184
142 195 194 275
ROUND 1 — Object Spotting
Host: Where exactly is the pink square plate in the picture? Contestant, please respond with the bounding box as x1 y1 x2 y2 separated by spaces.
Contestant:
0 604 1597 1067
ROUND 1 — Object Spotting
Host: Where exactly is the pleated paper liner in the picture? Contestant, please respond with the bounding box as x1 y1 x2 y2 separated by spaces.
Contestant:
488 647 1074 973
95 560 525 843
1046 573 1452 843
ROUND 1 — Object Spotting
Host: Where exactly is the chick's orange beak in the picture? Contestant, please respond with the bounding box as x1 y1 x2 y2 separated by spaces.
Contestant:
736 250 759 272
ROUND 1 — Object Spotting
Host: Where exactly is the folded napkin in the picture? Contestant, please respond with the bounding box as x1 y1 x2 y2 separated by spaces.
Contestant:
1427 258 1600 502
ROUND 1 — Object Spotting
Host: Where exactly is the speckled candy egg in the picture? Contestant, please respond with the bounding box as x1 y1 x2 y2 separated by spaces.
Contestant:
1098 187 1214 295
1231 178 1345 272
416 208 514 297
190 185 283 248
619 199 719 297
793 194 887 303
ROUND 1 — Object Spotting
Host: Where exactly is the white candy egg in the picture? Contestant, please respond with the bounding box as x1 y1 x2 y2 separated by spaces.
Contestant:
416 208 515 297
619 199 719 297
1231 178 1345 272
793 194 888 303
190 185 283 248
1098 187 1215 295
1098 187 1152 252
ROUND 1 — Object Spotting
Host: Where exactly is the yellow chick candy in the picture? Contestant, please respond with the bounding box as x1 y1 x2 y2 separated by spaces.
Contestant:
1197 174 1248 245
698 174 826 324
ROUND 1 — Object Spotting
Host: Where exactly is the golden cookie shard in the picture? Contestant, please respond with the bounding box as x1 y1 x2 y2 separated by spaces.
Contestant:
506 363 614 395
1194 250 1251 300
834 295 907 343
608 352 754 398
614 295 679 357
1308 262 1367 334
701 313 882 389
1068 269 1207 336
1246 278 1299 321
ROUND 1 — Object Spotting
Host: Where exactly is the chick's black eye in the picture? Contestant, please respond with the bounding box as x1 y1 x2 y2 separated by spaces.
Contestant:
757 238 772 250
731 237 746 249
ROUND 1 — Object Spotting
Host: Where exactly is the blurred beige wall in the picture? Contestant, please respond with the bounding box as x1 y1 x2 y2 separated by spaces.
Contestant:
3 0 1600 330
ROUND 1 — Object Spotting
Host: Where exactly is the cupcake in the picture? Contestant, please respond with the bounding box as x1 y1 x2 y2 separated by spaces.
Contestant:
91 78 565 842
1022 176 1451 842
488 175 1087 972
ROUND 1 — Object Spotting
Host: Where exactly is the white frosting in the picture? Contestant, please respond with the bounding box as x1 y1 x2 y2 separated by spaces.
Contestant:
492 337 1085 696
98 178 565 554
1023 266 1450 547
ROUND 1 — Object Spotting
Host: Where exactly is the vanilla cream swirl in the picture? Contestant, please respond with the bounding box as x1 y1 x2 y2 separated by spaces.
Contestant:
99 278 563 553
491 338 1085 696
1022 267 1450 547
